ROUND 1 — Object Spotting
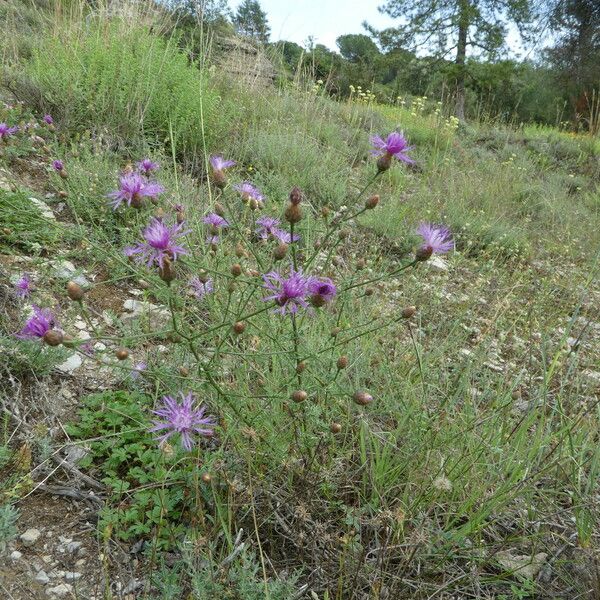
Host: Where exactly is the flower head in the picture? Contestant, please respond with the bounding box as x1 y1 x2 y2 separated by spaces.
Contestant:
16 306 56 340
255 216 299 243
43 115 53 125
15 274 33 299
370 132 414 166
137 158 159 176
203 213 229 229
189 276 214 300
108 173 164 209
150 392 216 451
234 181 264 206
262 267 311 315
0 123 18 139
416 222 454 260
210 155 236 172
124 218 189 269
308 277 337 306
52 160 64 172
131 362 147 381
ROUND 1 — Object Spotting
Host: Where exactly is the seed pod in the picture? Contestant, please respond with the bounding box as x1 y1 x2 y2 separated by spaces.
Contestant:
179 366 189 377
401 306 417 319
284 203 302 224
231 263 242 277
274 243 288 261
416 246 433 261
365 287 374 296
66 281 84 301
235 243 246 258
337 356 348 370
233 321 246 334
353 390 373 406
201 472 212 484
214 202 226 217
292 390 308 403
43 329 63 347
289 186 303 205
330 422 342 434
365 194 379 209
356 258 366 270
59 169 68 180
296 361 306 374
115 348 129 361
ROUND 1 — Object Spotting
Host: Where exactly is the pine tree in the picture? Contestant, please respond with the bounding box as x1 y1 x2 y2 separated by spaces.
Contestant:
233 0 270 44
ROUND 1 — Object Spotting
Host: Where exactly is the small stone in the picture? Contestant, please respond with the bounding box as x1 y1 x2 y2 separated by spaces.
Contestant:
29 197 56 221
47 583 73 597
20 528 41 547
35 570 50 585
64 572 82 581
10 550 22 561
74 320 87 330
496 551 548 580
426 256 449 272
56 354 83 374
65 541 83 554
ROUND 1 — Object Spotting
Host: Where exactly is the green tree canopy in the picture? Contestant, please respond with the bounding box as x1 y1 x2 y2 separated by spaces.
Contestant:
233 0 270 44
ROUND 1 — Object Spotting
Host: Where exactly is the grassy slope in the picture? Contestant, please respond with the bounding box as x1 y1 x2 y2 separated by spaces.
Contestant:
1 3 600 599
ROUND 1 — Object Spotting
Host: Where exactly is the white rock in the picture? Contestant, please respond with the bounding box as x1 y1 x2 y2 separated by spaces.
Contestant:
121 299 169 329
64 572 82 581
35 570 50 585
426 256 449 272
74 320 87 330
46 583 73 597
29 197 56 221
20 528 41 547
10 550 22 561
56 354 83 374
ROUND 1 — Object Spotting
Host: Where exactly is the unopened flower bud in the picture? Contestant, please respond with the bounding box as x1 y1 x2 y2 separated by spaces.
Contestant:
416 246 433 261
179 366 189 377
402 306 417 319
233 321 246 334
214 202 226 217
321 206 330 218
284 203 302 224
353 390 373 406
377 154 392 173
66 281 84 301
274 243 288 261
43 329 63 347
292 390 308 403
289 186 303 205
365 194 379 209
176 209 185 224
356 258 366 270
330 422 342 434
235 243 246 258
201 472 212 484
249 198 259 210
365 287 374 296
115 348 129 360
337 356 348 370
231 263 242 277
296 361 306 374
330 327 341 337
59 169 68 180
228 281 236 293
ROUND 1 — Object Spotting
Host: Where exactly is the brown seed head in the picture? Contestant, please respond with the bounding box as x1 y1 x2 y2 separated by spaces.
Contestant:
330 327 341 337
338 229 350 240
365 194 380 209
235 243 246 258
330 422 342 434
214 202 226 217
292 390 308 403
43 329 63 347
365 287 374 296
289 186 303 205
321 206 330 218
356 258 366 270
179 366 190 377
353 390 373 406
296 361 306 374
115 348 129 361
401 306 417 319
201 472 212 484
231 263 243 277
58 190 68 198
337 356 349 370
233 321 246 334
284 203 302 224
274 243 288 261
66 281 84 301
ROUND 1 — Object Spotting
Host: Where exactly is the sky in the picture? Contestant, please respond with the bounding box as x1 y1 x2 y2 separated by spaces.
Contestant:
230 0 396 51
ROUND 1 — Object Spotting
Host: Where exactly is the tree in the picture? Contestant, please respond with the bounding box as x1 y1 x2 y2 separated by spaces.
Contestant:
233 0 270 44
336 34 381 64
368 0 537 119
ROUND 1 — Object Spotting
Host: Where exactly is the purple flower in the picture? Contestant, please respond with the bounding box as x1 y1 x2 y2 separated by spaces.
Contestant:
43 115 53 125
262 267 311 315
203 213 229 229
0 123 18 139
255 216 299 243
124 218 189 269
234 181 264 205
15 274 33 299
210 155 236 172
370 132 414 165
16 306 55 340
189 276 214 300
416 222 454 260
308 277 337 306
80 341 95 356
150 392 216 451
131 362 147 380
137 158 159 176
52 160 64 172
107 173 164 209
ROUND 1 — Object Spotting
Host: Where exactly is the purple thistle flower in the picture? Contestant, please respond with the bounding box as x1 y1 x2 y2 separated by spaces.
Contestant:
189 276 214 300
234 181 264 205
80 341 95 356
43 115 53 125
370 132 414 165
210 155 236 172
131 362 147 381
15 274 33 299
107 173 164 209
262 267 311 315
308 277 337 306
416 222 454 260
255 216 299 243
124 218 189 269
52 160 64 172
203 212 229 229
0 123 18 139
16 306 55 340
150 392 216 451
137 158 159 176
